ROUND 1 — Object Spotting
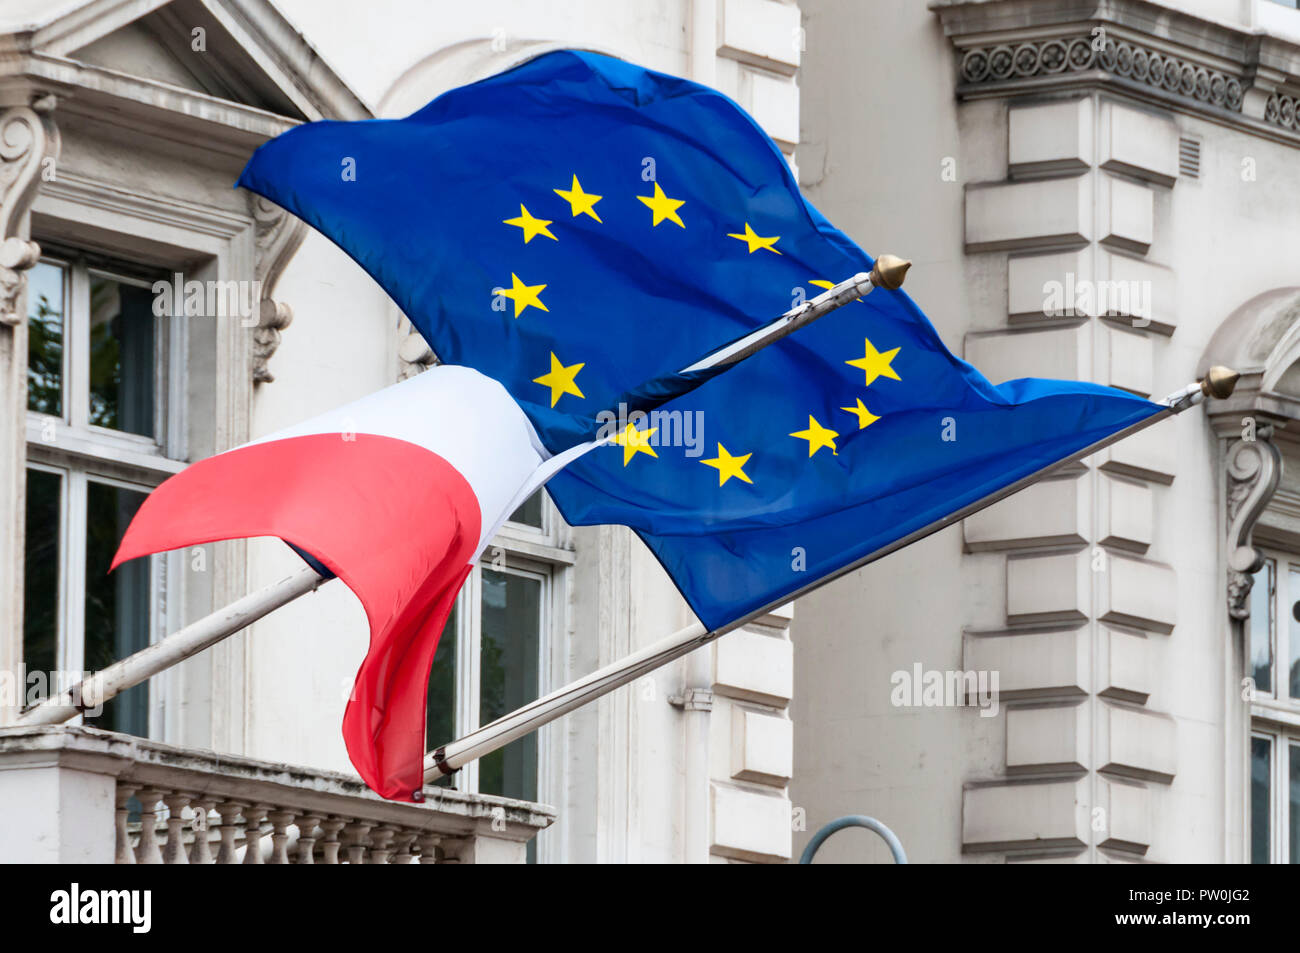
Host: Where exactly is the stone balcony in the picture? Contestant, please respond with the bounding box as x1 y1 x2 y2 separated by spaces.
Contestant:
0 726 554 864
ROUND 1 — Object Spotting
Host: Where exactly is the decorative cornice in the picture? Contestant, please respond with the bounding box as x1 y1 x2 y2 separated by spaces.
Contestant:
933 0 1300 146
959 35 1244 112
1225 434 1282 620
249 195 305 384
0 94 59 326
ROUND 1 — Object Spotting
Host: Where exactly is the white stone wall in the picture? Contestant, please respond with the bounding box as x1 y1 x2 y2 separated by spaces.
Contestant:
792 0 1300 863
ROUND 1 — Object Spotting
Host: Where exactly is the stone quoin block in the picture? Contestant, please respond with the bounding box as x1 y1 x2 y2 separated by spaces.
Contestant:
1099 703 1176 782
963 778 1088 853
745 68 799 147
1006 703 1087 773
1100 100 1179 187
1008 249 1092 322
1098 553 1177 634
717 0 802 74
965 324 1086 384
714 629 793 706
1104 325 1155 397
710 783 792 861
1097 776 1152 854
1096 423 1176 484
1009 97 1094 177
1103 251 1176 335
1100 627 1153 705
1098 474 1154 553
964 475 1087 552
731 708 794 785
1097 174 1154 254
965 176 1092 252
963 627 1088 699
1006 551 1089 625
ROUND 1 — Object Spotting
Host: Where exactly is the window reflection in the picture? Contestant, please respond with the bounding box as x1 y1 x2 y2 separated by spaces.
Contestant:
27 261 65 417
83 481 149 736
478 569 540 804
88 275 155 437
1250 560 1274 695
1252 735 1272 864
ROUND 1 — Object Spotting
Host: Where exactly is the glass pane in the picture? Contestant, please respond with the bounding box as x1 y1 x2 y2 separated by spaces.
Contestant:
508 491 544 529
1252 735 1272 864
22 469 61 701
88 275 155 437
27 261 65 416
478 569 541 804
1250 559 1274 695
84 481 150 736
1291 744 1300 865
425 602 457 788
1289 566 1300 700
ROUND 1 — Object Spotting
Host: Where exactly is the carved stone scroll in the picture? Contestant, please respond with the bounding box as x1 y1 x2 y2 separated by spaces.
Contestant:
249 195 306 383
1225 432 1282 619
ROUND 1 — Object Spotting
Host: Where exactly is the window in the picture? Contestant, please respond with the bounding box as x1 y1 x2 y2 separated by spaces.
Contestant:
22 252 181 736
1248 548 1300 862
425 489 571 861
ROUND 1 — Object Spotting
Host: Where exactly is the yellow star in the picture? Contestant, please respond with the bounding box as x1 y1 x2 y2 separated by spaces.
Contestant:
790 415 839 457
809 279 834 290
532 352 584 407
496 273 548 318
554 175 603 222
612 423 659 466
840 398 880 430
727 223 781 255
637 182 685 228
701 443 753 486
846 338 902 387
503 204 557 243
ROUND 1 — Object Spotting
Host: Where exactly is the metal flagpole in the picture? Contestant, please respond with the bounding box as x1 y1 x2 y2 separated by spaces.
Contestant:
14 256 909 729
422 364 1241 783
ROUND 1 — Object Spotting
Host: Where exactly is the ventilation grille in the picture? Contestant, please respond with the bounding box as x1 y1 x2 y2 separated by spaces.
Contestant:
1179 136 1201 179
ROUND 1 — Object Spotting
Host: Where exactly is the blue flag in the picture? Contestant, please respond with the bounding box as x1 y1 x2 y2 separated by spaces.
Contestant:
237 50 1163 631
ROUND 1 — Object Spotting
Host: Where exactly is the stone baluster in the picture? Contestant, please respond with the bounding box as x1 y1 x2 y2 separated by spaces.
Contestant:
267 810 296 864
342 820 373 864
439 837 468 864
114 785 138 865
161 791 193 864
242 803 269 864
392 830 419 864
296 814 323 864
368 825 396 864
189 798 216 864
318 817 346 864
214 800 246 864
416 831 442 865
134 789 164 864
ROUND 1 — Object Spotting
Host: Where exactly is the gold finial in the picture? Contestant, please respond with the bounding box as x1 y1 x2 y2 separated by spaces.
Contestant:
871 255 912 291
1200 365 1240 400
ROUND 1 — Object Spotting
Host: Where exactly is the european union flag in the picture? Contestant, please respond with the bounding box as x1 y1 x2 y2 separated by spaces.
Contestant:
238 50 1163 632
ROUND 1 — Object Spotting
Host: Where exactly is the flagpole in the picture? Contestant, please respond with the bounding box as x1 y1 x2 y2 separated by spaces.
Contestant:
13 258 905 730
422 364 1241 784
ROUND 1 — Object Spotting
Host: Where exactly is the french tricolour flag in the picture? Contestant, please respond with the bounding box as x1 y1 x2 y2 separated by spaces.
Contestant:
112 366 587 801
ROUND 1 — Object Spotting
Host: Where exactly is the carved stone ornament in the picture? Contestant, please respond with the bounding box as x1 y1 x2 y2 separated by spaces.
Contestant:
249 195 307 383
1225 431 1282 620
957 36 1244 113
0 95 60 326
396 313 437 380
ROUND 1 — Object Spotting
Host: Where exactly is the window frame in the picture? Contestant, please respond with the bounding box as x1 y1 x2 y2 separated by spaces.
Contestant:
1248 547 1300 862
22 251 185 738
429 489 573 859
